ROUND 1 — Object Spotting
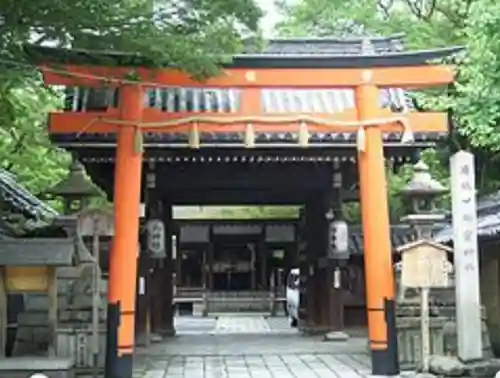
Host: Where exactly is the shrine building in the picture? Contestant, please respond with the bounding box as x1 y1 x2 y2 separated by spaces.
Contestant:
27 34 459 377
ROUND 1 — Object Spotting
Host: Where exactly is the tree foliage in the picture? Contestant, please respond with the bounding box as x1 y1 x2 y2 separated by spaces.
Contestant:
0 0 262 214
278 0 500 221
2 0 262 78
0 80 70 194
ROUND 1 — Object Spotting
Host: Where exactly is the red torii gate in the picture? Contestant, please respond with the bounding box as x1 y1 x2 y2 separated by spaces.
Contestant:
36 44 458 378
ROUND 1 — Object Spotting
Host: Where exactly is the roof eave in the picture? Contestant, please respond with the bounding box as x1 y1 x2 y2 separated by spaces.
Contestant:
24 45 464 70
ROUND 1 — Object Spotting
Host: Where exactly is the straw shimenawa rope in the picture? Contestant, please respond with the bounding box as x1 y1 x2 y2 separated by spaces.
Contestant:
78 114 415 153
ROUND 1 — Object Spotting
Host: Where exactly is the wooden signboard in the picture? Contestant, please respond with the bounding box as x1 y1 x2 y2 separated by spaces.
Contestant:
5 266 52 292
397 239 453 372
400 240 451 289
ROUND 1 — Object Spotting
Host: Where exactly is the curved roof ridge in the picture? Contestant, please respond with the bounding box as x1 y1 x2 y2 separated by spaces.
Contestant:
0 169 58 220
267 33 406 44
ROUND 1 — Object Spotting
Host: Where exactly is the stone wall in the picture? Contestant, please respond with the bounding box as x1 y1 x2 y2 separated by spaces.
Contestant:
396 295 492 370
11 266 107 372
480 242 500 356
395 262 494 370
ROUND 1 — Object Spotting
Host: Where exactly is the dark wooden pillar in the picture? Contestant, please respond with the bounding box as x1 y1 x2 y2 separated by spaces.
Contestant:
327 260 345 332
138 181 159 342
304 198 324 332
259 241 268 290
311 193 330 332
160 200 175 336
325 163 347 334
135 242 149 344
297 208 308 327
250 244 257 290
208 242 214 290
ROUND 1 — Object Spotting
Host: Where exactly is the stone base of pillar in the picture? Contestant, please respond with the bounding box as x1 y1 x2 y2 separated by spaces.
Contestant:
300 325 332 336
135 333 165 346
323 331 349 342
158 328 176 338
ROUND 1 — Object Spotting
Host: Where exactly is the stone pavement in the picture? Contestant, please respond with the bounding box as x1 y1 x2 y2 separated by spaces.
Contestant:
133 315 372 377
136 353 371 378
171 314 294 335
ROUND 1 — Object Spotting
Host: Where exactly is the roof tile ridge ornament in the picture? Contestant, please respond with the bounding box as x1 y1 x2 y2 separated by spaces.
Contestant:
361 36 376 55
266 33 406 44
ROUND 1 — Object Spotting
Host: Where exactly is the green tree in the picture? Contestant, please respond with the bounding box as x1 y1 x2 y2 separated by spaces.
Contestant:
278 0 500 221
3 0 262 78
0 80 70 194
0 0 262 205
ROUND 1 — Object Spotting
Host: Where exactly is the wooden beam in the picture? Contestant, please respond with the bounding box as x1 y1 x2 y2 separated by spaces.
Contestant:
48 108 449 134
41 65 455 89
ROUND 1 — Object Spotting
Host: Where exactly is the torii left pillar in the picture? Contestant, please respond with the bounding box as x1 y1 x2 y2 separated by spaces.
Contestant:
105 84 143 378
356 75 399 376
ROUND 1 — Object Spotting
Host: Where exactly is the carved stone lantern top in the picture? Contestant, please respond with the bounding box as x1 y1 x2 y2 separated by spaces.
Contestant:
401 160 447 216
43 159 101 214
403 160 447 197
400 160 448 238
45 160 101 199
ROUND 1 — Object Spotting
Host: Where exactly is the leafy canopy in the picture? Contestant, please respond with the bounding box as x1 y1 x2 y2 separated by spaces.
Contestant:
278 0 500 154
276 0 480 221
2 0 262 77
0 0 262 213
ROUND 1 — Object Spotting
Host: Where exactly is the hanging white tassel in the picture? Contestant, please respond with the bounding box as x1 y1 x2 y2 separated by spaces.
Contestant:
298 122 310 147
244 123 255 148
133 128 143 154
356 127 366 152
401 124 415 144
188 122 200 149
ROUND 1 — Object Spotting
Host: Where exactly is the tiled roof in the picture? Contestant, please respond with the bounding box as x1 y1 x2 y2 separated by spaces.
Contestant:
434 190 500 243
0 170 58 221
349 225 416 255
255 35 405 55
141 87 410 113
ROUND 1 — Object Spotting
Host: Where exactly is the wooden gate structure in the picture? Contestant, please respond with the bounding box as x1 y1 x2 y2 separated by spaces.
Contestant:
28 35 459 377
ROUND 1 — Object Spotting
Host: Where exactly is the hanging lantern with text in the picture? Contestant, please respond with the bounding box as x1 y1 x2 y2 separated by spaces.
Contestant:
328 220 350 261
146 219 166 259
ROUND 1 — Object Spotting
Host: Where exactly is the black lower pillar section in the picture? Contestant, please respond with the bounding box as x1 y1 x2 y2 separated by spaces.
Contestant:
105 302 134 378
112 354 134 378
370 298 399 376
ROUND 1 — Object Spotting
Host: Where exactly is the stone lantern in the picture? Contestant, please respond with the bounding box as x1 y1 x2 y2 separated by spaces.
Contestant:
396 161 456 370
43 158 101 214
400 160 448 238
396 160 452 298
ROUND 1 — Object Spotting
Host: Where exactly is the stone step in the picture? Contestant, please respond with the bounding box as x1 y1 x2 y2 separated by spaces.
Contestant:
17 309 106 327
25 294 70 311
0 357 74 378
24 294 106 312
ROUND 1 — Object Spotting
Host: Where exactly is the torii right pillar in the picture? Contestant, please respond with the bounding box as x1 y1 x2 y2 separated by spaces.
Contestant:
355 74 399 376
